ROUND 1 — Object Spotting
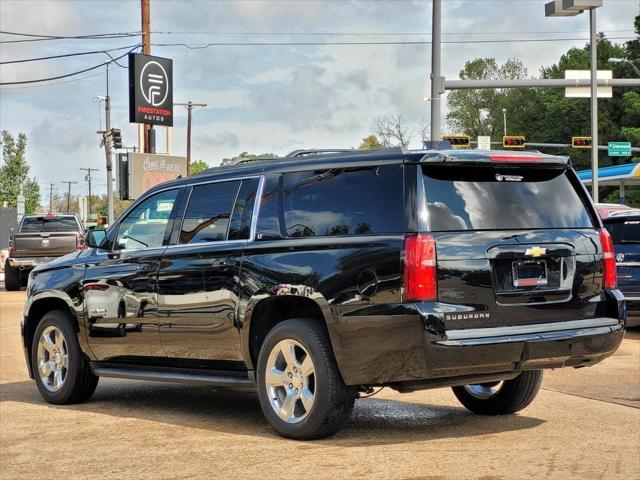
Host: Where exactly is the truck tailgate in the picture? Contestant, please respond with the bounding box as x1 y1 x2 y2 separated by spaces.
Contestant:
14 232 78 257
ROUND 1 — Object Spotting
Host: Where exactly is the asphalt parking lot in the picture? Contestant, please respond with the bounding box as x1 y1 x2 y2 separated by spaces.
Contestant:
1 287 639 480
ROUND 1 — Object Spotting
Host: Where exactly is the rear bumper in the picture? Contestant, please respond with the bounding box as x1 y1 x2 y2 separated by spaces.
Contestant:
333 293 626 386
7 257 52 269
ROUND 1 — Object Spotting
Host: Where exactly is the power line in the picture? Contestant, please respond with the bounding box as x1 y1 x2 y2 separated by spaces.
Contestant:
152 36 636 49
1 66 114 90
0 45 140 86
0 30 141 44
152 29 636 37
0 43 140 65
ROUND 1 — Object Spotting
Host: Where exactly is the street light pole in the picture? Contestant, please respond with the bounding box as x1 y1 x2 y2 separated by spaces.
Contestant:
545 0 602 202
608 57 640 77
430 0 442 141
589 7 599 202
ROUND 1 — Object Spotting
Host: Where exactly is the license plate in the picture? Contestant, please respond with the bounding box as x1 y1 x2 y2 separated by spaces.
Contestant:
512 260 548 287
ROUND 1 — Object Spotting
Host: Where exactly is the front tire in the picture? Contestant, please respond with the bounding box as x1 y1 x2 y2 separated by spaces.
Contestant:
256 319 355 440
31 310 98 404
452 370 543 415
4 261 20 291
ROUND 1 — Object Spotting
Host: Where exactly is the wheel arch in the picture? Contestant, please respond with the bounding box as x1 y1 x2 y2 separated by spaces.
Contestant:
24 293 86 378
242 294 341 374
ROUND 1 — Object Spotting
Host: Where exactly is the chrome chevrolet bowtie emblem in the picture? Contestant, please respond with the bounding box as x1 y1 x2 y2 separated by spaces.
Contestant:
525 246 546 257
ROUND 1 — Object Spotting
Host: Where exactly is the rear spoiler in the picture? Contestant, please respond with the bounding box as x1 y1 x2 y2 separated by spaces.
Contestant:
417 150 571 167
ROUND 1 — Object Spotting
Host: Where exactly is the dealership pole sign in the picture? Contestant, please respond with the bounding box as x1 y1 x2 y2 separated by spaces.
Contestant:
128 53 173 126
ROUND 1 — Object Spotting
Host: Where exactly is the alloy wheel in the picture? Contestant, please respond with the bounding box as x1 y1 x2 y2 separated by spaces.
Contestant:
36 326 69 392
462 381 504 399
264 339 316 424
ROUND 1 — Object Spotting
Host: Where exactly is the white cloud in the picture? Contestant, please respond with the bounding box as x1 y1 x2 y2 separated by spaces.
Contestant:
0 0 638 207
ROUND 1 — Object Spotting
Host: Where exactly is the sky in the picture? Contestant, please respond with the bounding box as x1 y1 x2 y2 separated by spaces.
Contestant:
0 0 638 202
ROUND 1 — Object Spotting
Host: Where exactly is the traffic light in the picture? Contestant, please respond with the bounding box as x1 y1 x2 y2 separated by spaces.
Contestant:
503 135 526 149
572 136 592 149
110 128 122 149
442 135 471 149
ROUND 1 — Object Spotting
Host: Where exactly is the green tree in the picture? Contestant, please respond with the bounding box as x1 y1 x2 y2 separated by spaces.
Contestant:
0 131 40 213
190 160 209 175
446 58 528 138
358 135 383 150
220 152 277 166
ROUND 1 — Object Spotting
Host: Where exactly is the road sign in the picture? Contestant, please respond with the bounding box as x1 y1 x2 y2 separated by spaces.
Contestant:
564 70 612 98
608 142 632 157
477 136 491 150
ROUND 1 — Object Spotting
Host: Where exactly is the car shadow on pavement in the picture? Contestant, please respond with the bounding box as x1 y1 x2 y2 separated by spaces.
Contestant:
0 379 545 445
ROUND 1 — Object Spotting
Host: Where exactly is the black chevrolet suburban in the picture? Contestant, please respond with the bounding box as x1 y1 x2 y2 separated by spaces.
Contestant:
21 148 625 439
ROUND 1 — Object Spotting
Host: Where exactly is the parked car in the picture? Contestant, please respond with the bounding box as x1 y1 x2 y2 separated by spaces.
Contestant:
603 211 640 327
595 203 633 219
21 148 625 439
5 213 85 291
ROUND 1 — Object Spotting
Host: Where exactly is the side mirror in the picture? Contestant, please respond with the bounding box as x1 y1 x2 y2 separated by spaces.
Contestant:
9 227 15 235
86 229 107 249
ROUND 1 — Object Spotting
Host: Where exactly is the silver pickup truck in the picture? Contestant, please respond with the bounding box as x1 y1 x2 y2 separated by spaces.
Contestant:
5 213 85 291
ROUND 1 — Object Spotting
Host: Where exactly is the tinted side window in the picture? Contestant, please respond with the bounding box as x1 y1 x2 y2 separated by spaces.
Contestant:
115 189 179 251
180 181 241 244
282 166 404 237
228 178 260 241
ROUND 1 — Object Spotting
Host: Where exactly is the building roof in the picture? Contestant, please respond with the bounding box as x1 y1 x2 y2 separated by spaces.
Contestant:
577 162 640 185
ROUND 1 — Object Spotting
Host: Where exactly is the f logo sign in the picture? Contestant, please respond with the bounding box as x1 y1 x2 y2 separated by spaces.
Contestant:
140 61 169 107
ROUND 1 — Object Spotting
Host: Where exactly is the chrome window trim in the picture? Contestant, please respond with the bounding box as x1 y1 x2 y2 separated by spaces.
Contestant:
165 175 265 250
105 175 264 253
250 176 266 241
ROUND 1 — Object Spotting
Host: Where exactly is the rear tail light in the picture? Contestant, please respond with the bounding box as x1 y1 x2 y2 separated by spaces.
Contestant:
403 233 437 301
76 234 86 251
598 228 617 289
8 237 15 257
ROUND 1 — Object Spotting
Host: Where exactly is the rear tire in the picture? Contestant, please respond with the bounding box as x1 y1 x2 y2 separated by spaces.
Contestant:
31 310 98 404
256 319 356 440
452 370 543 415
4 261 20 291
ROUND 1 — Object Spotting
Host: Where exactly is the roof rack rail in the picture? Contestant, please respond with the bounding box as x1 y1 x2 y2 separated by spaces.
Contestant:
285 149 356 158
228 156 277 166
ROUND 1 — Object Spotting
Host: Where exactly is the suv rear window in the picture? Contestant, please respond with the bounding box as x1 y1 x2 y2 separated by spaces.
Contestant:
604 218 640 244
282 166 403 237
422 166 593 231
20 216 79 232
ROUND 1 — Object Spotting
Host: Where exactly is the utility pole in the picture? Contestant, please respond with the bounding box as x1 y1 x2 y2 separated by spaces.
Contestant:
105 67 114 225
80 168 99 218
429 0 442 141
47 183 55 213
141 0 152 153
174 101 207 175
61 181 77 213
